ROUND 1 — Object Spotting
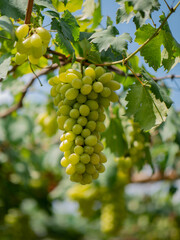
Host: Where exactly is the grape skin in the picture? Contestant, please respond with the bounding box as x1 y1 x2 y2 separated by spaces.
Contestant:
49 66 120 184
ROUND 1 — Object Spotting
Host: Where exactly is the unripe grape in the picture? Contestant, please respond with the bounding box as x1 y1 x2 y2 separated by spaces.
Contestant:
77 94 87 103
59 140 73 152
22 37 31 49
98 97 110 108
81 128 91 138
70 109 79 119
36 27 51 42
57 116 68 130
79 105 90 116
85 135 97 146
31 33 42 48
75 162 86 174
104 80 121 91
65 131 76 141
72 78 82 89
60 84 71 95
15 53 27 65
98 112 106 122
94 141 104 153
50 86 58 97
87 90 98 99
66 73 78 83
61 157 69 167
74 145 84 155
64 118 76 131
99 152 107 163
84 146 94 155
86 100 99 110
16 24 29 39
90 153 100 165
96 163 105 173
77 116 87 126
28 55 39 65
93 82 103 93
70 173 82 182
96 121 106 132
73 102 81 109
31 46 43 58
69 153 79 165
98 72 112 84
75 136 84 146
88 111 99 121
64 150 71 158
92 171 99 179
72 124 83 135
86 121 96 132
80 153 90 164
108 91 119 102
59 105 72 116
82 76 93 84
86 163 96 174
95 66 105 78
81 84 92 95
100 87 111 97
81 173 92 184
65 88 79 100
85 67 96 80
66 164 76 175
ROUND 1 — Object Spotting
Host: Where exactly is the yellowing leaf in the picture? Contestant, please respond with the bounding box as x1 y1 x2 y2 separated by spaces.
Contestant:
53 0 83 12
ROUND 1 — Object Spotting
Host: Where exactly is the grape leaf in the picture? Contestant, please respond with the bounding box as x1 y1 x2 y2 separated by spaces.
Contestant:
52 0 83 12
135 24 163 70
116 0 160 28
159 13 180 71
91 0 102 30
0 0 27 20
0 16 15 39
34 0 58 12
125 71 172 130
90 26 132 52
81 0 95 20
0 54 11 79
102 118 128 156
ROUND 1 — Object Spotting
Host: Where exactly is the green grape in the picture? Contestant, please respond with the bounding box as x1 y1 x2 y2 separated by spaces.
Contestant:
36 27 51 42
65 131 76 141
50 86 58 97
73 102 81 109
79 105 90 116
93 82 103 93
59 140 73 152
69 153 79 165
81 128 91 138
77 116 87 126
99 152 107 163
87 90 98 100
82 76 93 84
86 100 99 111
72 124 83 135
85 67 96 80
95 66 105 78
64 118 76 131
65 88 79 100
70 173 82 182
88 64 96 69
108 91 119 102
96 121 106 132
100 87 111 97
92 171 99 179
64 98 76 106
75 162 86 174
85 135 97 146
96 163 105 173
61 157 69 167
15 53 27 65
86 121 96 132
66 164 76 175
31 33 42 48
28 55 39 65
70 109 79 119
80 153 91 164
53 94 61 106
57 116 68 130
66 73 79 83
98 97 110 108
72 78 82 89
90 153 100 164
88 111 99 121
98 72 112 84
84 146 94 155
16 41 28 54
81 84 92 95
75 136 84 146
86 163 96 174
31 46 43 58
74 145 84 155
94 141 104 153
98 112 106 122
59 105 72 116
64 150 71 158
60 83 71 95
77 94 87 103
15 24 29 39
81 173 92 184
104 80 121 91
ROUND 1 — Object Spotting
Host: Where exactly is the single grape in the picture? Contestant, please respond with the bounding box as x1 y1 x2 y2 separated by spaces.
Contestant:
85 135 97 146
86 121 96 132
98 72 112 84
79 105 90 116
86 100 99 110
72 124 83 135
36 27 51 42
77 116 87 126
75 136 84 146
59 105 72 116
95 66 105 78
75 162 86 174
82 76 93 84
104 80 121 91
15 53 27 65
61 157 69 167
31 33 42 48
85 67 96 80
93 82 103 93
15 24 29 39
81 128 91 138
65 131 76 141
80 84 92 95
66 164 76 175
74 145 84 155
65 88 79 100
77 94 87 104
69 153 79 165
28 55 39 65
86 163 96 174
90 153 100 165
80 153 90 164
64 118 76 131
88 111 99 121
70 109 79 119
84 146 94 155
66 73 78 83
72 78 82 89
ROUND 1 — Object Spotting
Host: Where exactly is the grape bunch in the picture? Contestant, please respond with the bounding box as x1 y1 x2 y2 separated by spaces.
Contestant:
15 24 51 65
48 65 120 184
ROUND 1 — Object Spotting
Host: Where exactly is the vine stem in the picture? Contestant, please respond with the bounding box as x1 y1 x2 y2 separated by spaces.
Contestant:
25 0 34 24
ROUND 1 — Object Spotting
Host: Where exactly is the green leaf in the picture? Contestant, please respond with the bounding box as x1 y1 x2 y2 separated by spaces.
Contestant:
106 16 113 27
125 72 172 130
116 0 160 28
81 0 95 20
0 54 11 79
159 13 180 71
102 118 128 156
44 10 60 18
0 0 27 20
0 16 15 40
87 51 102 64
52 0 83 12
135 24 163 71
91 0 102 29
62 10 80 41
34 0 58 12
90 26 132 52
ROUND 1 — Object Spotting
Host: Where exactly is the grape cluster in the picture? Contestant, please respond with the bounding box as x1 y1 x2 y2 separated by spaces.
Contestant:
15 24 51 65
49 65 120 184
37 111 58 137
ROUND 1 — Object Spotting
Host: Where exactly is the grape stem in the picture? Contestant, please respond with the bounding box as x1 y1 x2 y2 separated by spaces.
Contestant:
0 64 58 118
25 0 34 24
